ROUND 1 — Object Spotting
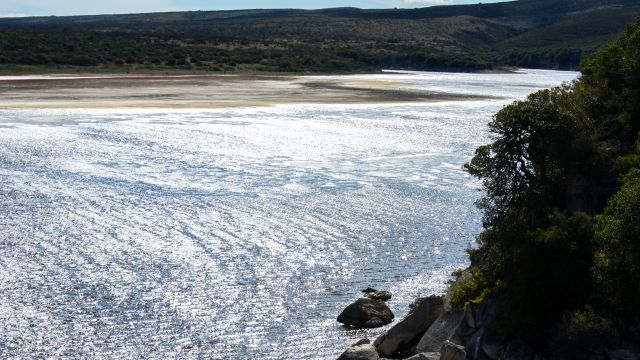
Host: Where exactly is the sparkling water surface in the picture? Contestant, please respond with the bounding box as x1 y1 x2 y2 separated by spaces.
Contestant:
0 70 578 359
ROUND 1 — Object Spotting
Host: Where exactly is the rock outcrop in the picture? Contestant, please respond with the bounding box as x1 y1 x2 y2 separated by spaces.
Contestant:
441 340 467 360
501 339 534 360
480 328 505 360
474 297 501 329
374 295 445 357
337 298 394 328
336 290 540 360
337 343 380 360
362 287 393 301
416 308 465 353
404 352 441 360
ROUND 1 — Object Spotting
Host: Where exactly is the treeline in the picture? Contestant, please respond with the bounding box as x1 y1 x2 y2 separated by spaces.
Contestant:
452 15 640 356
0 31 500 73
0 29 591 73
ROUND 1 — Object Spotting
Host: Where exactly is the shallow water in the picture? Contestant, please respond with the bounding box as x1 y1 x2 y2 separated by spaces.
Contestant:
0 69 578 359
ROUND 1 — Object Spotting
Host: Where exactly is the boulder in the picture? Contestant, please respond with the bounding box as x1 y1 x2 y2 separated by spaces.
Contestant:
441 341 467 360
338 298 394 328
352 339 371 346
337 344 380 360
466 327 485 359
374 295 445 357
607 347 640 360
363 288 393 301
416 308 465 352
451 303 479 345
481 328 505 360
405 352 441 360
475 297 502 329
501 339 534 360
463 303 478 330
465 326 505 360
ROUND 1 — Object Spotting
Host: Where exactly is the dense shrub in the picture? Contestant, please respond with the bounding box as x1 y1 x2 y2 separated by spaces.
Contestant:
549 306 617 358
594 168 640 323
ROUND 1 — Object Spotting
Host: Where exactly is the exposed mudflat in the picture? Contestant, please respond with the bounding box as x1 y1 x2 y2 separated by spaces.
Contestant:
0 73 489 109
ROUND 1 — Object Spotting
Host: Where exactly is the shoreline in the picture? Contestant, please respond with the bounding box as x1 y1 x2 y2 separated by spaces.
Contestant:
0 73 493 109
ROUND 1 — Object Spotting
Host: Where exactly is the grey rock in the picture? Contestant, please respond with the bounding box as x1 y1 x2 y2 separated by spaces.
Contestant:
375 295 445 357
362 288 393 301
416 308 465 352
441 341 467 360
481 328 505 360
338 298 394 328
607 348 640 360
352 339 371 346
451 304 479 345
501 339 534 360
405 352 441 360
466 327 485 359
464 303 478 330
337 344 380 360
475 297 501 329
466 327 504 360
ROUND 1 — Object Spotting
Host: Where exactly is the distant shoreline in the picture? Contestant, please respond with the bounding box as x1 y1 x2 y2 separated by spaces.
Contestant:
0 73 493 109
0 65 519 77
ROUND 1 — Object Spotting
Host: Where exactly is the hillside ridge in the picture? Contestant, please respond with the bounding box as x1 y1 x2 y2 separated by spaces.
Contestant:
1 0 639 73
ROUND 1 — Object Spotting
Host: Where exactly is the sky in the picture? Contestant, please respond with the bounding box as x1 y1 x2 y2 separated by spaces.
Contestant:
0 0 507 17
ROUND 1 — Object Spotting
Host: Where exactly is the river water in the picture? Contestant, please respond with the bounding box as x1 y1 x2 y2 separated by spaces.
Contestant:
0 70 577 359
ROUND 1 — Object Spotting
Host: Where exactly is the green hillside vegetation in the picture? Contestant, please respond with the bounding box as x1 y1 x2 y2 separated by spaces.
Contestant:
454 14 640 356
0 0 639 73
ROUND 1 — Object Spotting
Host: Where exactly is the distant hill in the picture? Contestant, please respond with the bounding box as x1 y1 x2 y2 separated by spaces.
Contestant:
1 0 639 73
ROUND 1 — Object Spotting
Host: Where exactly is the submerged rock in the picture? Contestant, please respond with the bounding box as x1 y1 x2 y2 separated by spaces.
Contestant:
362 288 393 301
337 343 380 360
374 295 445 357
337 298 394 328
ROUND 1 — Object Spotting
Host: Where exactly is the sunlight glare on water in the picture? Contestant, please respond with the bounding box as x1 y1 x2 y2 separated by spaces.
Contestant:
0 69 578 359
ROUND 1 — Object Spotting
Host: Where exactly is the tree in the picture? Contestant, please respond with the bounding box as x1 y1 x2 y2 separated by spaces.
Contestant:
594 168 640 324
465 86 578 227
461 15 640 344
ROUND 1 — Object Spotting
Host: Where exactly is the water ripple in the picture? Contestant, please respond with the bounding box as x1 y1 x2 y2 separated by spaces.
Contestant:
0 70 578 359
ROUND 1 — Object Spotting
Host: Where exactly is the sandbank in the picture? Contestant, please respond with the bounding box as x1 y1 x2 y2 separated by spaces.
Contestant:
0 74 487 109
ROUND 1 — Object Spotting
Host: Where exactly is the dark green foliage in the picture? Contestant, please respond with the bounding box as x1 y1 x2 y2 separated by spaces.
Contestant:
594 169 640 323
0 0 637 73
462 15 640 347
495 211 594 342
549 306 617 358
581 18 640 151
466 88 577 224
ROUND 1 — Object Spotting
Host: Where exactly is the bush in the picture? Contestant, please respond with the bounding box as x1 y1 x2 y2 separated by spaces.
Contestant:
550 306 616 358
449 268 492 307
